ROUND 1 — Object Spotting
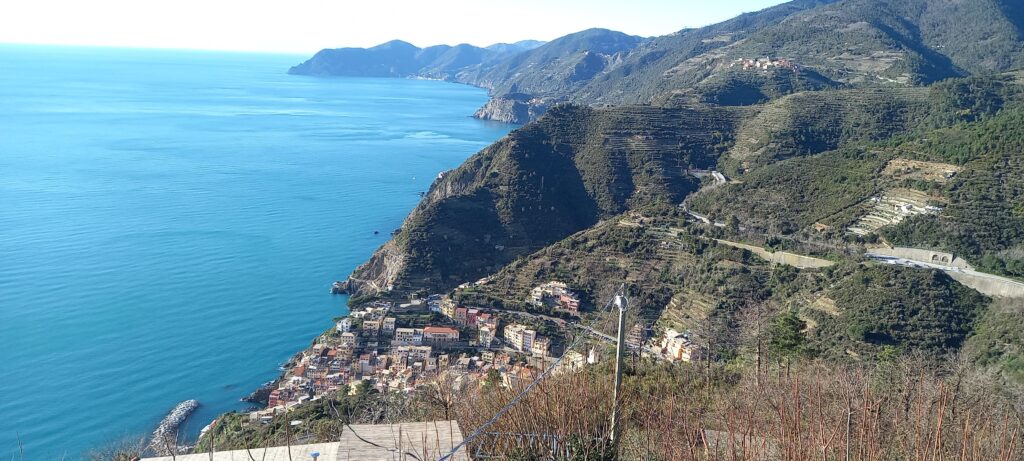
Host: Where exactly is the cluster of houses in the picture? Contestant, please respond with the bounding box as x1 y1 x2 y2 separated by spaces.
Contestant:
248 300 473 418
252 340 559 423
529 281 581 315
656 329 704 363
435 297 553 356
246 272 732 430
732 57 800 72
249 282 593 422
437 298 503 347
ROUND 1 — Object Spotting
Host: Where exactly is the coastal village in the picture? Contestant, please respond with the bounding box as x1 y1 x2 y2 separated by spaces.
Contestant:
247 280 704 422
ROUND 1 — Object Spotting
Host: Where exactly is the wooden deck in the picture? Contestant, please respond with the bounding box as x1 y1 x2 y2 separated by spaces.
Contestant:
141 420 469 461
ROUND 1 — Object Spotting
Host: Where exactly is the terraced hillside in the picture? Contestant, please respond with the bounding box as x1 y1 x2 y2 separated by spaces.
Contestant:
716 75 1024 173
847 188 940 237
714 87 932 173
345 105 745 299
348 72 1024 301
489 0 1024 119
449 211 786 355
882 111 1024 277
692 106 1024 278
290 0 1024 123
449 207 996 363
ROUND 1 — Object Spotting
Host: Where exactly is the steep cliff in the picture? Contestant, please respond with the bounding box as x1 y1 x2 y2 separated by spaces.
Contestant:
346 104 742 297
471 94 551 124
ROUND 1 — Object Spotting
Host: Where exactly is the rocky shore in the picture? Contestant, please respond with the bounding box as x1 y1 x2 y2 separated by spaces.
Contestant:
472 93 550 124
148 399 200 455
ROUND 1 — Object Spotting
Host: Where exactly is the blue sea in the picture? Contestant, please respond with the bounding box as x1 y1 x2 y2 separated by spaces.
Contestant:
0 45 513 459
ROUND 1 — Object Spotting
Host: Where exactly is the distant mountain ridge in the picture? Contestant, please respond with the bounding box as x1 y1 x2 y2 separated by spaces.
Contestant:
288 29 645 122
478 0 1024 118
292 0 1024 123
287 39 545 80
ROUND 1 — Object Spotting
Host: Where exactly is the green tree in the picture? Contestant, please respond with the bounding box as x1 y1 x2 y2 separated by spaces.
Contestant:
483 368 503 390
354 379 375 397
769 310 807 361
727 214 741 233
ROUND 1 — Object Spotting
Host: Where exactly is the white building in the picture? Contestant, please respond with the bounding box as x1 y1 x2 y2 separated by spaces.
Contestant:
660 329 701 362
394 327 424 346
559 350 586 373
529 281 581 315
479 325 496 348
504 324 537 352
530 336 551 357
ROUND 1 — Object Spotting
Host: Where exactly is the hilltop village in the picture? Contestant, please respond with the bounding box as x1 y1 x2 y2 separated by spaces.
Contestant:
247 280 703 421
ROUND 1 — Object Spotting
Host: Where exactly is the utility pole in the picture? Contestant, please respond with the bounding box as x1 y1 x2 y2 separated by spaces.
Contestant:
610 293 628 445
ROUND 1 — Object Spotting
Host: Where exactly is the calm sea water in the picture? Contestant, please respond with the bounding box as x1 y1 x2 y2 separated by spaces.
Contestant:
0 45 512 459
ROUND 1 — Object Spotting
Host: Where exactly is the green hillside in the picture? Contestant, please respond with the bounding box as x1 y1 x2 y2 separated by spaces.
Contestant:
691 101 1024 276
192 1 1024 457
576 0 1024 108
348 70 1024 301
455 28 643 95
347 104 741 297
290 0 1024 123
882 110 1024 276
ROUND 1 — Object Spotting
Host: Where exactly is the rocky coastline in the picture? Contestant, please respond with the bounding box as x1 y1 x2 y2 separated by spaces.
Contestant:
472 93 550 124
148 399 200 455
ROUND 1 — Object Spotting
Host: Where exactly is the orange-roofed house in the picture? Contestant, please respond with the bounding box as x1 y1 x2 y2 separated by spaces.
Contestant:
423 326 459 343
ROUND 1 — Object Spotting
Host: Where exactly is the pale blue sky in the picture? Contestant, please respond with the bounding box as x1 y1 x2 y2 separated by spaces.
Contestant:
0 0 788 53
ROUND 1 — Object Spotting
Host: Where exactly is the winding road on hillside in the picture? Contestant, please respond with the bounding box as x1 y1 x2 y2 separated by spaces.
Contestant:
865 253 1024 298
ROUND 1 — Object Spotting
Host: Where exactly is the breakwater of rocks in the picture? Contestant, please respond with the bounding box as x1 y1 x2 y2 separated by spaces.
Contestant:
148 399 200 455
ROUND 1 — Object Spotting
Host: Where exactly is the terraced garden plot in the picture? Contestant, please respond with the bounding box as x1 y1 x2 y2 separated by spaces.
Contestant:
848 188 943 236
657 290 717 333
883 158 961 182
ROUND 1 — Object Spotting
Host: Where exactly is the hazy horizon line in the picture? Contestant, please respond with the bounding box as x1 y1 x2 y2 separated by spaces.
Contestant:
0 35 559 56
0 27 651 56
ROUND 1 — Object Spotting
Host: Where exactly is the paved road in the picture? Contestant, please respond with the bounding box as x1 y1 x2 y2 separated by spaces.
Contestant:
866 253 1024 298
865 253 965 272
476 306 568 326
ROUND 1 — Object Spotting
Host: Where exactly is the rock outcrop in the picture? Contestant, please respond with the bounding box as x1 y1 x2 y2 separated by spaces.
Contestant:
472 93 549 124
